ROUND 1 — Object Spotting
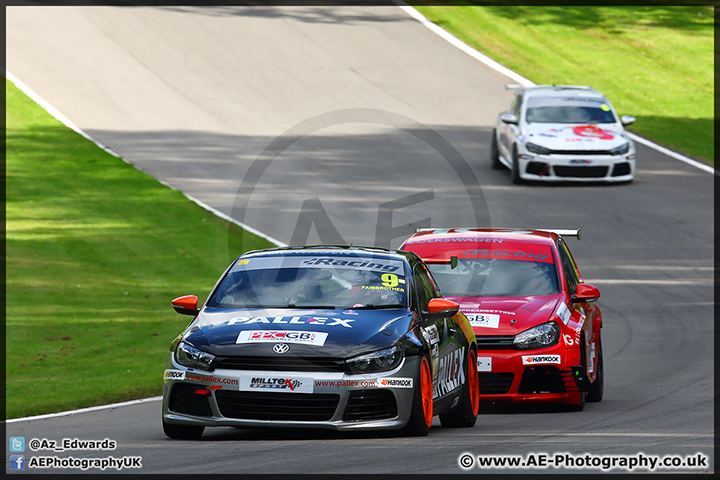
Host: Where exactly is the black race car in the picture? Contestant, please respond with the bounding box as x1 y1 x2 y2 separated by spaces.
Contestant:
162 245 479 438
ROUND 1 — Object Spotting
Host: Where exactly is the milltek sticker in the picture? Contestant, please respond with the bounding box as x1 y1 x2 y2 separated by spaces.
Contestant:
378 378 413 388
236 330 328 346
239 376 313 394
466 313 500 329
164 369 185 380
522 355 561 365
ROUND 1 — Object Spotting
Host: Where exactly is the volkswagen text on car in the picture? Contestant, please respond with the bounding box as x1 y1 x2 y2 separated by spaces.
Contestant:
401 228 603 411
162 246 479 438
491 85 636 183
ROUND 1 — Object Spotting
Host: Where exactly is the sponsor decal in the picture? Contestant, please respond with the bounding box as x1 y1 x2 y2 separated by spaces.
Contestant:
477 356 492 372
522 355 561 365
239 376 313 394
236 330 328 346
426 325 440 345
578 312 587 328
433 346 466 398
466 313 500 329
361 285 405 293
563 334 574 346
568 159 594 165
405 237 503 245
589 341 596 374
236 259 251 265
184 373 239 387
229 316 353 328
301 257 400 272
315 379 378 388
572 125 615 140
420 327 430 344
342 310 358 315
431 343 439 376
464 308 515 316
556 302 571 325
378 377 413 388
461 249 550 262
164 369 185 380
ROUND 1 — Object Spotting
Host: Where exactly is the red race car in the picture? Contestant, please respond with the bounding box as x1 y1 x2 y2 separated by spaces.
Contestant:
400 228 602 411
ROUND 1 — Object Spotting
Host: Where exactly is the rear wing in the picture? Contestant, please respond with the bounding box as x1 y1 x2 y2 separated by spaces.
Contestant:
414 227 581 241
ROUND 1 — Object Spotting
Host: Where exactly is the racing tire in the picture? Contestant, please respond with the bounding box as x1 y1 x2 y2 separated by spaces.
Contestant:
490 131 503 170
162 417 205 439
586 337 604 403
510 146 524 184
400 355 433 437
439 348 479 428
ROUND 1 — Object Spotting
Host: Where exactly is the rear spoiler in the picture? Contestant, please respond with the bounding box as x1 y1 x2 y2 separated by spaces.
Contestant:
414 227 581 241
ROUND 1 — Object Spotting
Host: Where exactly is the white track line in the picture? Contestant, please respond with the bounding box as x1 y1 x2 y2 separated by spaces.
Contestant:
395 2 715 176
6 397 163 423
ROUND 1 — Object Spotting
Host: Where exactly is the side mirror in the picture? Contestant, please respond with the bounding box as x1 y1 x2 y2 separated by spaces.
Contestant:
172 295 200 316
500 113 519 125
571 284 600 303
425 298 460 318
620 115 636 126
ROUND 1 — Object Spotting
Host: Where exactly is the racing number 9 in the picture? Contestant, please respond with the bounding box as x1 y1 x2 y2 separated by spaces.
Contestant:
381 273 399 288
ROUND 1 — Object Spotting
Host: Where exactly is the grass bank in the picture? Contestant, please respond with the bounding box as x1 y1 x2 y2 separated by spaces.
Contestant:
411 5 713 162
6 79 275 418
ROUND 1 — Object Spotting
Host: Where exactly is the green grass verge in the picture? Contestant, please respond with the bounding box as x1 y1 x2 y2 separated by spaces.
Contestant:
6 78 275 418
411 5 713 163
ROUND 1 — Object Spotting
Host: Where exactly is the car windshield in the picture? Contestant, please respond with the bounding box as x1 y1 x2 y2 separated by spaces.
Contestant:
428 258 559 297
207 253 408 309
525 96 616 124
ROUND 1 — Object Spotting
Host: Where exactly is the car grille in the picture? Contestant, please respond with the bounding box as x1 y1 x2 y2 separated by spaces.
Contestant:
168 382 212 417
553 166 609 178
476 335 515 349
478 373 515 395
343 390 398 421
518 366 564 394
215 391 340 421
611 162 632 176
526 161 550 176
215 356 347 373
547 149 617 155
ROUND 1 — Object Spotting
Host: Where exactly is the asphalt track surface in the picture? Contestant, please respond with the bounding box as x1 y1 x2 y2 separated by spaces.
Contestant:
6 5 714 475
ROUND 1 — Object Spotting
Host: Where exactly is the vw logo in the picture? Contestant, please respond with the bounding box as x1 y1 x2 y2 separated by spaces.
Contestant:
273 344 290 354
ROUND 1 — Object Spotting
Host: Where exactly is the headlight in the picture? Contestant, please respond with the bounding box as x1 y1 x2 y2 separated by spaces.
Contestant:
175 342 215 370
525 142 552 155
346 346 403 374
609 143 630 155
513 322 560 350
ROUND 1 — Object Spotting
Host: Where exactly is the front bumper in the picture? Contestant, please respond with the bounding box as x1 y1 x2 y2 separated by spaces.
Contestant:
475 343 582 404
517 151 635 182
162 356 419 431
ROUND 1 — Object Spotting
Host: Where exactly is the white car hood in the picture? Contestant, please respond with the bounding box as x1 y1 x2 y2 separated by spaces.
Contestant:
524 123 629 150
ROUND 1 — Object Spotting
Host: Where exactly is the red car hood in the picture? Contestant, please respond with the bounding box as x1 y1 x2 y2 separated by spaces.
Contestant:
446 295 561 335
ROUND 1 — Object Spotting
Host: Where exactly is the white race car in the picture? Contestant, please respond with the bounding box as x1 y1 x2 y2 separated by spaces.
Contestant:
491 85 636 183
